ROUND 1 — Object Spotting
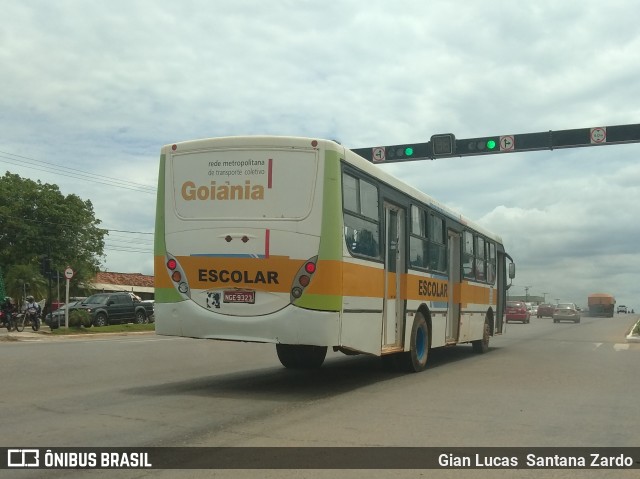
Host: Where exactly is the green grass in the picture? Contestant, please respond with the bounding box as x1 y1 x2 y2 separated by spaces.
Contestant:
49 323 155 335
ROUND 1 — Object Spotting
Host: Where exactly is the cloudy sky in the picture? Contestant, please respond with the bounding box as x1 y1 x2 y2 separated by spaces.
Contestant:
1 0 639 308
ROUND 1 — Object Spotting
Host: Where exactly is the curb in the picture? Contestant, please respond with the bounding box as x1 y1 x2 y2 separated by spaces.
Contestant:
0 330 155 342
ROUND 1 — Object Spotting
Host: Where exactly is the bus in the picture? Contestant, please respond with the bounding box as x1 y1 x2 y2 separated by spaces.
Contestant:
154 136 515 372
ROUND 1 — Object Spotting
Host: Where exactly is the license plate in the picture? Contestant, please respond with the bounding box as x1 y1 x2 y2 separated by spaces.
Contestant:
224 290 255 304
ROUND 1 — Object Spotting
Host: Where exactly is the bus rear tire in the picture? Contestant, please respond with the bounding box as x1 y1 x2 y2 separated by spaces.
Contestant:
472 317 491 354
400 313 429 373
276 344 327 369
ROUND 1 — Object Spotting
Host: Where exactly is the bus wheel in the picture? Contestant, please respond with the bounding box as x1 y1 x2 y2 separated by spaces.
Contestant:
401 313 429 373
472 317 491 354
276 344 327 369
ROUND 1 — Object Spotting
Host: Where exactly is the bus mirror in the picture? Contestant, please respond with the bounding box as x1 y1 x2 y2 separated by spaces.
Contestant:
508 262 516 279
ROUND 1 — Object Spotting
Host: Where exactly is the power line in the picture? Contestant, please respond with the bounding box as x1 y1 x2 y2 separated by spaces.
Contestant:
0 212 152 236
0 150 156 194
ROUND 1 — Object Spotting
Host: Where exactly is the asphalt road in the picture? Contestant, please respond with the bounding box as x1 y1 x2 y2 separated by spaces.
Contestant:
1 313 638 479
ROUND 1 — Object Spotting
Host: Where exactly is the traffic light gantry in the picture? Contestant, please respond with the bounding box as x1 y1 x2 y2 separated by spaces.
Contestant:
351 123 640 163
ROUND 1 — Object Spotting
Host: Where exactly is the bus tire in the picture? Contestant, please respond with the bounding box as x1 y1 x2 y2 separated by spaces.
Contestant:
472 317 491 354
276 344 327 369
400 313 429 373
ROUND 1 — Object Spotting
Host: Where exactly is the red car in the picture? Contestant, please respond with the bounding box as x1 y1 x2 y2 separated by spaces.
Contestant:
506 301 530 323
537 304 555 318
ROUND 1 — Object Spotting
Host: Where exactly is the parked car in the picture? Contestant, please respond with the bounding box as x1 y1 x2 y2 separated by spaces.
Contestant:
506 301 530 323
45 300 85 329
553 303 581 323
79 292 155 327
617 305 628 314
537 304 555 318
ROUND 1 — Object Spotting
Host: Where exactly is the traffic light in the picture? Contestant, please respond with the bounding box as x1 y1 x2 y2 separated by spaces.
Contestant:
463 137 500 154
430 134 456 156
386 145 416 161
373 142 429 162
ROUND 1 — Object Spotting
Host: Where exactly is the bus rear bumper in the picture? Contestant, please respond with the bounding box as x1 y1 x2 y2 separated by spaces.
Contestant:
154 301 340 346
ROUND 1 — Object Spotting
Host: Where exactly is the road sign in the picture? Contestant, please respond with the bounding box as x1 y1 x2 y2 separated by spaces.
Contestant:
372 147 385 163
590 127 606 144
431 133 456 156
64 267 75 280
500 135 515 152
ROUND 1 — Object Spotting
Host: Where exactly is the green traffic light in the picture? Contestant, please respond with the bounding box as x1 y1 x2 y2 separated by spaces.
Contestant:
404 147 414 156
486 140 497 150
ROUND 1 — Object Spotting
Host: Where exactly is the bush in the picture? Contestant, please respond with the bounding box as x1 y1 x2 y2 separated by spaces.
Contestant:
68 309 92 328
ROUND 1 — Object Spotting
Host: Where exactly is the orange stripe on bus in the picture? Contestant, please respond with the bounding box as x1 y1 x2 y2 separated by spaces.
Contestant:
155 255 496 306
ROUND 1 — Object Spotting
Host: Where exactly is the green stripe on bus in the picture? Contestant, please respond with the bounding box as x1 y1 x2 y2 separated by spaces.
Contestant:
155 287 184 304
294 148 343 311
294 293 342 311
317 149 343 261
154 153 167 256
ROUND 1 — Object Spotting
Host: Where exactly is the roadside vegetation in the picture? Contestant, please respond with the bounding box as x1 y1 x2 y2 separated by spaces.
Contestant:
49 323 155 336
47 308 155 335
0 172 107 303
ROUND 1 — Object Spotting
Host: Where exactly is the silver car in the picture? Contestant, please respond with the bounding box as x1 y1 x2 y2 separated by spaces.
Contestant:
553 303 581 323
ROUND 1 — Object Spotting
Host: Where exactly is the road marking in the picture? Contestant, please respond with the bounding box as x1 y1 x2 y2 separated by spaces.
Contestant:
613 343 629 351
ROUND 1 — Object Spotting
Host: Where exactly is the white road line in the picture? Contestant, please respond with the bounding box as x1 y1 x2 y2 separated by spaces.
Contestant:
613 343 630 351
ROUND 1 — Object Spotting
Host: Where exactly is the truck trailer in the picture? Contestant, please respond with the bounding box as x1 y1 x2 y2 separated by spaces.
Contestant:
587 293 615 318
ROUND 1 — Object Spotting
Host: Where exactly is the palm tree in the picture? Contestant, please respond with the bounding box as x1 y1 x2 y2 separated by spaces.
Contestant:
4 264 47 307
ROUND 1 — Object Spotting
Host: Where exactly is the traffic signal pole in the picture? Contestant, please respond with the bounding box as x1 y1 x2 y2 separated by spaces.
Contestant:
351 123 640 163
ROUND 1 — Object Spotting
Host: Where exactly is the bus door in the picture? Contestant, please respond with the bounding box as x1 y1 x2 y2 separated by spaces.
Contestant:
382 202 405 350
447 230 461 342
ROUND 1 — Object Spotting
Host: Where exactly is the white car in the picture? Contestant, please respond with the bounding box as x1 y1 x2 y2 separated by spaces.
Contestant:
617 305 628 314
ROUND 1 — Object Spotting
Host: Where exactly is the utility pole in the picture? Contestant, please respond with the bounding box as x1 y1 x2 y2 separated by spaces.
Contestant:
524 286 531 302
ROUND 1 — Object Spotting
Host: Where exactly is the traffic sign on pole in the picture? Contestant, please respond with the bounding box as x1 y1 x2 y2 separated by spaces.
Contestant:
64 267 74 328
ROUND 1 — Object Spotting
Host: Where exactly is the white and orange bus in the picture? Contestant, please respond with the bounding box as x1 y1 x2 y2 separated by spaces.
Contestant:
154 136 515 372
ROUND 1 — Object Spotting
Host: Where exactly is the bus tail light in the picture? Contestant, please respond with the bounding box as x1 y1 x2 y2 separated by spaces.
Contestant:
290 256 318 303
165 253 190 298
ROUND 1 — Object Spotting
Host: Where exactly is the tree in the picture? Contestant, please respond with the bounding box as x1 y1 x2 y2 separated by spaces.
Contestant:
0 266 6 299
4 264 46 305
0 172 107 303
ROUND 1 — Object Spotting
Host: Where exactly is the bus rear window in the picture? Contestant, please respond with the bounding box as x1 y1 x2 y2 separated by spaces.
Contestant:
171 148 317 220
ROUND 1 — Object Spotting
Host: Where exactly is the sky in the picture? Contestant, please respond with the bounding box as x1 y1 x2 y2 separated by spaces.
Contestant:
1 0 639 309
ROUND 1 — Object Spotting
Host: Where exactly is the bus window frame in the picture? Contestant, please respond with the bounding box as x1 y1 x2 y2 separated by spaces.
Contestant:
342 169 383 261
409 204 448 274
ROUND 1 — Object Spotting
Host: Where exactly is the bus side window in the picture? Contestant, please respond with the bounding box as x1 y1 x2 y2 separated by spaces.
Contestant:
409 205 428 269
475 236 486 281
487 242 496 284
428 214 447 272
342 172 380 259
345 221 380 258
462 231 475 278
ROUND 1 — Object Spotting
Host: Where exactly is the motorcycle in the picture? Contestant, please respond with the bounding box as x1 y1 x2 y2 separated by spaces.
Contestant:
1 309 16 331
25 306 41 332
